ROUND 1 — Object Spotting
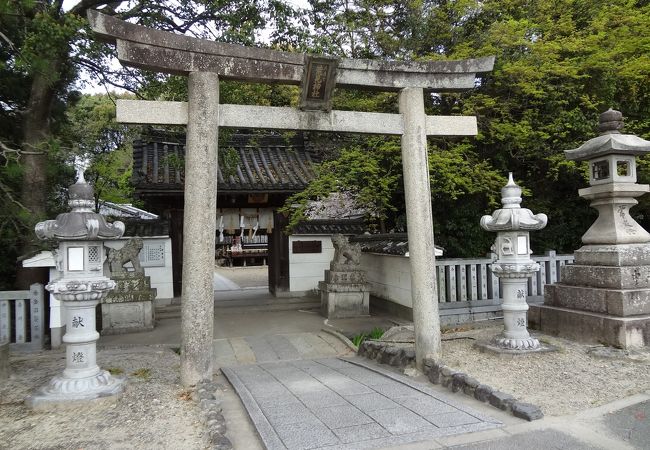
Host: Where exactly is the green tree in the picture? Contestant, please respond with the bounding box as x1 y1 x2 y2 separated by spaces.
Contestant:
0 0 305 288
287 0 650 256
63 94 138 209
446 0 650 251
281 136 403 231
281 1 508 256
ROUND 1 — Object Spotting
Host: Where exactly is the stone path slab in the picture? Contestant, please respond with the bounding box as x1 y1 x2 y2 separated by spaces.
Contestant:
214 332 352 368
601 399 650 449
447 429 596 450
222 357 502 450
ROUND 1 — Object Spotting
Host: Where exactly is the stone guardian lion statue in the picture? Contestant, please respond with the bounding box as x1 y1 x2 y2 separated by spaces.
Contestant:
108 237 144 274
331 234 361 266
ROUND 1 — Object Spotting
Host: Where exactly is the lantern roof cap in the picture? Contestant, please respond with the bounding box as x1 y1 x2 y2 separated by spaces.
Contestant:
565 109 650 161
35 170 125 241
480 172 547 232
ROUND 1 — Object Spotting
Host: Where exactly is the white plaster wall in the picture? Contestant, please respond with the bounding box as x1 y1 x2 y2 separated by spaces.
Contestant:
360 253 413 308
21 252 65 332
143 238 174 299
289 235 335 293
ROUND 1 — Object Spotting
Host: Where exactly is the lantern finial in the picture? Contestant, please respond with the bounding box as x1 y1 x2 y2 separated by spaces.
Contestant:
598 108 623 135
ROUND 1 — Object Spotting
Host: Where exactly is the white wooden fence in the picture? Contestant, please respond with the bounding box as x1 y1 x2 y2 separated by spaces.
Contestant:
436 250 574 308
0 283 45 351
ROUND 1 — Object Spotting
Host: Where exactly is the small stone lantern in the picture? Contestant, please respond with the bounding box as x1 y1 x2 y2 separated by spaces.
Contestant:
565 109 650 244
481 174 548 350
26 172 126 409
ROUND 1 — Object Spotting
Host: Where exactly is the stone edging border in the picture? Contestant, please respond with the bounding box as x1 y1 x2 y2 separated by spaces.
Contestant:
358 340 544 421
195 380 233 450
320 327 358 352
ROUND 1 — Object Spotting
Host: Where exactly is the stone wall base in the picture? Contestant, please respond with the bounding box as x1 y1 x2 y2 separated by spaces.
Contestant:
529 303 650 348
101 301 154 335
369 295 504 327
50 327 64 349
0 341 9 379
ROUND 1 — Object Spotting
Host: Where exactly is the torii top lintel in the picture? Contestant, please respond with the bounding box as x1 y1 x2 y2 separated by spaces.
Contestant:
88 10 494 92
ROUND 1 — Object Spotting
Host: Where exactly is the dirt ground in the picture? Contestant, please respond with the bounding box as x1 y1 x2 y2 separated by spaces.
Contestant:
0 347 205 450
441 326 650 416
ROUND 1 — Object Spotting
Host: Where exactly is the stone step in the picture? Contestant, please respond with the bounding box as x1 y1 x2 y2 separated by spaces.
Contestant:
213 301 320 314
155 305 181 319
155 299 320 318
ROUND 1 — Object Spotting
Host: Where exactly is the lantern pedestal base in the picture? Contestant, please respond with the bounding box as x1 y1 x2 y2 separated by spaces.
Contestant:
25 370 125 411
473 338 558 357
530 244 650 348
495 335 540 350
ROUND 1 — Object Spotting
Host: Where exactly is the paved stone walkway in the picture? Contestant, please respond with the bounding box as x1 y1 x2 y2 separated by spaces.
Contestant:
214 332 353 367
223 357 502 450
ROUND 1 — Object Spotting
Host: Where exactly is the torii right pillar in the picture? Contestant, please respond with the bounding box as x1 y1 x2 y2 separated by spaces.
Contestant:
529 109 650 348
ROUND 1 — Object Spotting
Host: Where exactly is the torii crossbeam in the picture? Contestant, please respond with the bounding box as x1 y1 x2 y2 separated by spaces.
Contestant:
88 10 494 386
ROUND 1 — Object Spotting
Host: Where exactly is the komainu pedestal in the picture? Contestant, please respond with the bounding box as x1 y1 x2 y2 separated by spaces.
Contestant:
102 272 156 334
102 238 156 335
320 235 370 319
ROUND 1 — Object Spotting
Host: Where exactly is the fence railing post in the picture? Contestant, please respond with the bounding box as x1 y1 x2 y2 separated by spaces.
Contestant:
0 283 45 350
15 298 26 344
435 251 572 306
0 299 9 343
30 283 45 348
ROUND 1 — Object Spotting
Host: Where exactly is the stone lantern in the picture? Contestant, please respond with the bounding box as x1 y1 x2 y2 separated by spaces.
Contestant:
567 108 650 244
481 173 548 350
26 172 126 409
529 109 650 349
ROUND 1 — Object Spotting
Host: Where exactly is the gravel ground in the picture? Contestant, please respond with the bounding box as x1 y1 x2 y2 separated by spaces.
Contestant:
440 326 650 417
0 346 205 450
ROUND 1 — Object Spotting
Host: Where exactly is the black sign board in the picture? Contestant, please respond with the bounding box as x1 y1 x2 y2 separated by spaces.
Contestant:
292 240 322 254
299 55 339 112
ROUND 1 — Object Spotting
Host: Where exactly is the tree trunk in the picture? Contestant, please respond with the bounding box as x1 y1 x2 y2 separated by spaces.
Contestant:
15 72 58 289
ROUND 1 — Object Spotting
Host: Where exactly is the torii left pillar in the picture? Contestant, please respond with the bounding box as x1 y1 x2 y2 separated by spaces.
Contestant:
400 88 441 367
181 72 220 385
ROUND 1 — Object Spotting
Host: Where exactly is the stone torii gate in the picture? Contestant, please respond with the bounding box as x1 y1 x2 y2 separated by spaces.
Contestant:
88 10 494 386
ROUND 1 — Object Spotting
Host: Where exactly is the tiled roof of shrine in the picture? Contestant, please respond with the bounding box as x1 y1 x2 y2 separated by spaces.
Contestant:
351 233 445 256
132 133 318 194
292 219 367 235
351 233 410 255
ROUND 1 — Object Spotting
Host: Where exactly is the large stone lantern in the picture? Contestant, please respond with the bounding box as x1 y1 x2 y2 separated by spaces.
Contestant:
481 174 548 350
530 110 650 349
26 172 126 409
